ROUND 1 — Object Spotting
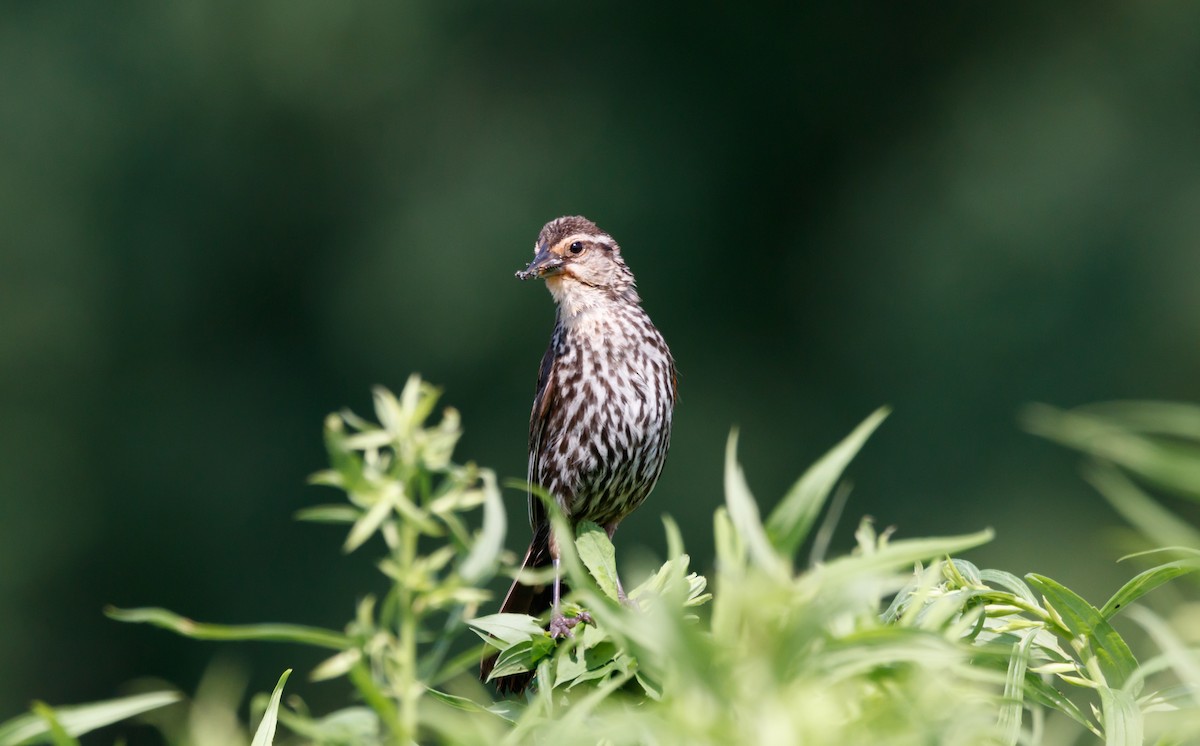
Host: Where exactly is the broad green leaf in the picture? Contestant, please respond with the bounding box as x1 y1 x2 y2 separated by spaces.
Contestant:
467 613 546 647
723 430 788 578
486 640 534 679
1026 575 1137 689
486 636 554 680
106 607 349 648
249 669 291 746
0 691 181 746
1100 558 1200 619
765 407 889 558
575 521 619 601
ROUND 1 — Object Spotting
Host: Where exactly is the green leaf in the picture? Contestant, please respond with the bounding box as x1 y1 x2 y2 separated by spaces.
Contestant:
105 607 349 649
978 569 1039 606
575 521 620 601
1100 558 1200 619
1023 404 1200 501
997 631 1037 745
29 703 76 746
250 669 291 746
1082 462 1200 549
1020 673 1099 734
1080 400 1200 439
310 648 363 682
723 429 788 578
662 515 685 562
1124 606 1200 699
0 691 181 746
343 483 399 552
459 470 506 584
1098 687 1142 746
468 613 546 648
487 638 554 680
765 407 889 559
274 706 380 742
809 530 994 592
294 504 360 523
1026 575 1137 689
712 507 745 572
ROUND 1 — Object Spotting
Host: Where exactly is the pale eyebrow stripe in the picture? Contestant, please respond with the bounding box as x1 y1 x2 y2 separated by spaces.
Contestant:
558 233 611 247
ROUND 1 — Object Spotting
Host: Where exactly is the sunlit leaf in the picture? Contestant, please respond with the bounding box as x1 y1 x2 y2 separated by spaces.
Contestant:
1100 558 1200 619
1098 687 1142 746
723 429 788 578
1026 575 1137 689
575 521 620 601
765 407 889 559
249 669 291 746
459 470 506 585
468 613 546 648
294 504 360 524
0 692 181 746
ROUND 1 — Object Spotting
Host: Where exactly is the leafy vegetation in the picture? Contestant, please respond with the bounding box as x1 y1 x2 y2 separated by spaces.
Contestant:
4 381 1200 745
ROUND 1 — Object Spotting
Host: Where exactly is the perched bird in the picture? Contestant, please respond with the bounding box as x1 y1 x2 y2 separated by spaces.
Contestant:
482 215 677 694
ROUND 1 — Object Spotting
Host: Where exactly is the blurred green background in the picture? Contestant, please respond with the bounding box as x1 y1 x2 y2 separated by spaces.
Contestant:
3 0 1200 725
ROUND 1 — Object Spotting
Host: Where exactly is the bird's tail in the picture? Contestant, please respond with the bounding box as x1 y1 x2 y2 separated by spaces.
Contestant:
480 526 558 695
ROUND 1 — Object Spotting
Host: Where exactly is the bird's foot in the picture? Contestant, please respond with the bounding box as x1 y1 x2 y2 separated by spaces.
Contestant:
548 610 593 638
616 586 640 610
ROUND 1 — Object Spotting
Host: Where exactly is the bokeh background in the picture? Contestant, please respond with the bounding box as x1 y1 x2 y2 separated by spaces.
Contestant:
3 1 1200 730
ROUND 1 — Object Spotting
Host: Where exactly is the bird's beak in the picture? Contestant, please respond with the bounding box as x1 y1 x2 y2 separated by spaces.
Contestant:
515 246 564 280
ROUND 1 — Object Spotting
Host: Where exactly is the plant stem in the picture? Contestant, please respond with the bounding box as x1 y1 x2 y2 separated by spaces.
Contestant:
396 516 421 744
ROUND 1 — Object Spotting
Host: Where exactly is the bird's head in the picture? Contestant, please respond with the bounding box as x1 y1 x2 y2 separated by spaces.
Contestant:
516 216 638 304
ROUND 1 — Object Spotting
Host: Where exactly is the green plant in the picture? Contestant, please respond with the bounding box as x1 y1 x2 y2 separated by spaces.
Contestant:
5 383 1200 745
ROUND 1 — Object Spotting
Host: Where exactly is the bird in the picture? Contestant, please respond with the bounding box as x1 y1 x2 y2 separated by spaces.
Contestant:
481 215 677 694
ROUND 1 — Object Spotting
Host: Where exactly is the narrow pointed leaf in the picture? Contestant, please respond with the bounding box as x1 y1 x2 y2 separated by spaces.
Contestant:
459 470 506 584
723 430 787 578
1100 558 1200 619
1098 687 1142 746
0 691 181 745
765 407 889 558
250 669 291 746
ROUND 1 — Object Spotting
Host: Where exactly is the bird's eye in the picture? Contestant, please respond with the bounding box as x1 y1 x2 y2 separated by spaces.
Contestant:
569 241 584 254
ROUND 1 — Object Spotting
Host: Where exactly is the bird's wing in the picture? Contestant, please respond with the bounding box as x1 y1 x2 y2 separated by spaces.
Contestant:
526 332 559 530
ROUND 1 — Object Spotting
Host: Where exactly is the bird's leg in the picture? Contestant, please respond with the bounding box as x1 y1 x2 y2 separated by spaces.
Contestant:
548 533 590 638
